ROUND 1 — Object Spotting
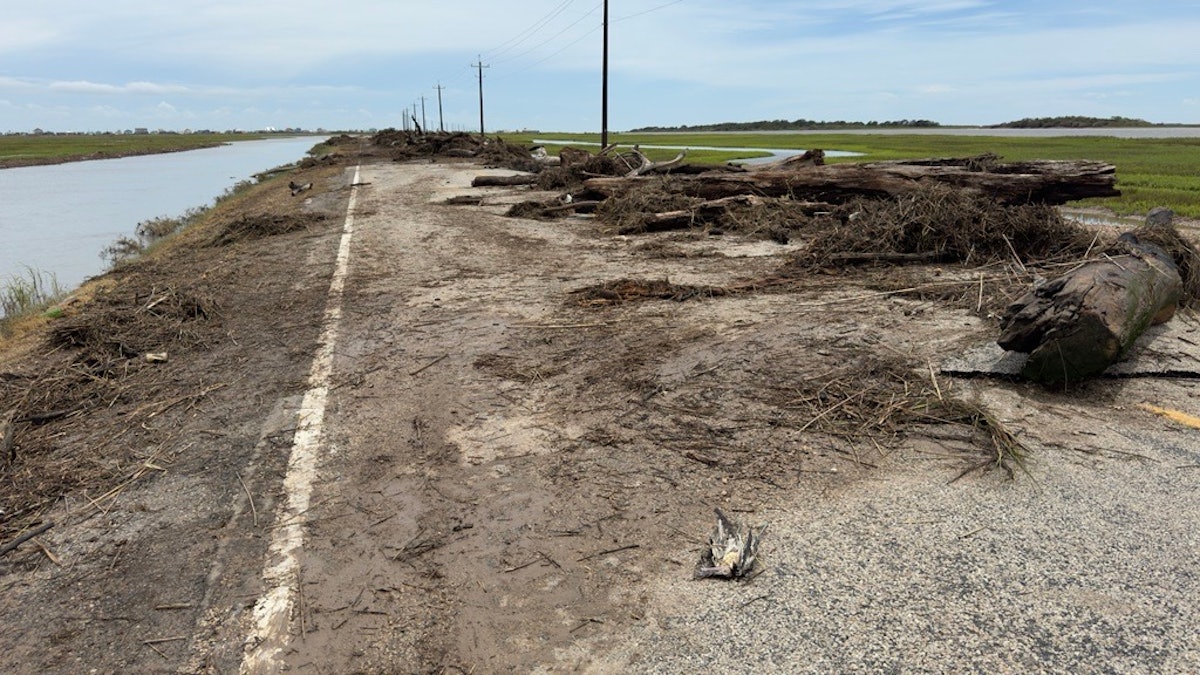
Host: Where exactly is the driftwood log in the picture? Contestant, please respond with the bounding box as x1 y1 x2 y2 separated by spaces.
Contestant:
748 148 825 171
627 195 837 234
998 231 1182 384
580 157 1118 206
471 174 538 187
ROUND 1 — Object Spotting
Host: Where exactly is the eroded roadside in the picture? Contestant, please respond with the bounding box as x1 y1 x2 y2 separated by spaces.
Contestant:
2 148 1200 673
0 160 355 672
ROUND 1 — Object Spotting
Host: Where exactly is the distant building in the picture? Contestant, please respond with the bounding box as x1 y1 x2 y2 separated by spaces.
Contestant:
134 127 149 135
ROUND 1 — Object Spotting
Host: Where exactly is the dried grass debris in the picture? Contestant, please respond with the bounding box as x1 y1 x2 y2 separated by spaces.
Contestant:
768 353 1029 477
208 213 328 246
594 183 699 232
571 278 731 306
1112 220 1200 306
799 183 1098 269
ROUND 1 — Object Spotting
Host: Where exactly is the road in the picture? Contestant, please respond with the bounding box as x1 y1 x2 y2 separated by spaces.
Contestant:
2 156 1199 673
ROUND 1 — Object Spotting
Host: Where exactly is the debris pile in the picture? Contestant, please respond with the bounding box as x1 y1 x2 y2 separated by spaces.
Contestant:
208 213 329 247
796 183 1098 269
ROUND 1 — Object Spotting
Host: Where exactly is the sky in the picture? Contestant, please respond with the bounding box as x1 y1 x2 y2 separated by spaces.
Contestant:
3 1 1200 133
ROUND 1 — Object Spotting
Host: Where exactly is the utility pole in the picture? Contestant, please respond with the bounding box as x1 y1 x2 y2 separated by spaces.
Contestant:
434 83 446 132
420 96 428 132
472 56 489 136
601 0 609 148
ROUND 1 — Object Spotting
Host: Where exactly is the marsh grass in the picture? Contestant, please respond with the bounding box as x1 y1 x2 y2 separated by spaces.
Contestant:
102 204 213 267
1 267 65 330
0 132 281 166
101 179 260 267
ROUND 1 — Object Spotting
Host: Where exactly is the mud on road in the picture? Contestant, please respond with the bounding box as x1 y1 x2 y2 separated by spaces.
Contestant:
2 150 1200 673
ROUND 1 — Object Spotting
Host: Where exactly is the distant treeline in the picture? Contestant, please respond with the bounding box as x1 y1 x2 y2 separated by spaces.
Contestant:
628 119 941 132
629 115 1183 132
987 116 1154 129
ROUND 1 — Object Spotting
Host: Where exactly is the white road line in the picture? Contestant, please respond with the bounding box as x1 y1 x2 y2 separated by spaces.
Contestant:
240 165 362 673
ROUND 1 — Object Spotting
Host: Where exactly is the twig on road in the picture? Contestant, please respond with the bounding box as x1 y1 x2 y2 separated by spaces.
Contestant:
236 471 258 527
0 521 54 557
576 544 639 562
409 354 449 377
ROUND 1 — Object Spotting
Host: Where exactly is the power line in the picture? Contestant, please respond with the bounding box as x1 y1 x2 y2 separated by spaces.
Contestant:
484 0 578 61
494 23 601 79
416 1 685 132
490 2 603 67
491 0 678 78
615 0 685 22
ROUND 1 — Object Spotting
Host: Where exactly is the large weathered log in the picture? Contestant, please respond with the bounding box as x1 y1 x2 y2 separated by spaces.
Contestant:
998 237 1182 384
580 158 1118 206
628 195 836 234
472 174 537 187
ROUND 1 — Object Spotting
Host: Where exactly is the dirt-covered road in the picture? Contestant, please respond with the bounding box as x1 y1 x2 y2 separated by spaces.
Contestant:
3 152 1199 673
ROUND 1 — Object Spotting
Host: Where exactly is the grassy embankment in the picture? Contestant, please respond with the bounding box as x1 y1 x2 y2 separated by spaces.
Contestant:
0 132 297 169
505 131 1200 219
0 133 316 334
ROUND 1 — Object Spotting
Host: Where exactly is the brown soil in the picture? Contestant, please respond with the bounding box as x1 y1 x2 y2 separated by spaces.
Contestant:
1 140 1197 672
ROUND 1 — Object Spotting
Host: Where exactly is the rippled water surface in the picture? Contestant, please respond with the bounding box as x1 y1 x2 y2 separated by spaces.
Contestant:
0 136 320 293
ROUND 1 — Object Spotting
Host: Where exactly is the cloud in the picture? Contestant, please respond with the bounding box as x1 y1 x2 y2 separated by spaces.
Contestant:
0 19 58 53
5 1 1200 131
2 76 359 99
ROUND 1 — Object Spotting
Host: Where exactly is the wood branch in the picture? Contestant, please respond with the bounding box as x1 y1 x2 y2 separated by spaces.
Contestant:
471 174 537 187
531 146 560 166
624 148 691 176
631 195 767 233
582 158 1119 206
643 150 688 175
749 148 825 171
623 150 652 177
614 195 836 234
826 251 944 263
0 522 54 557
1 409 13 463
998 237 1182 384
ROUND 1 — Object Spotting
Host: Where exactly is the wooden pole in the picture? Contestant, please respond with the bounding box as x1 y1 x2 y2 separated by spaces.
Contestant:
434 83 446 132
473 57 489 136
601 0 609 149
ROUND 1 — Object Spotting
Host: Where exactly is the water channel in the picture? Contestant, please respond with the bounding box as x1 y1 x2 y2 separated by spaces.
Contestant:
0 136 321 296
534 139 862 164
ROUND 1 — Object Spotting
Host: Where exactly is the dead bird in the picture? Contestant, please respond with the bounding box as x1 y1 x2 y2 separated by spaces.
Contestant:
694 508 766 580
289 180 313 196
